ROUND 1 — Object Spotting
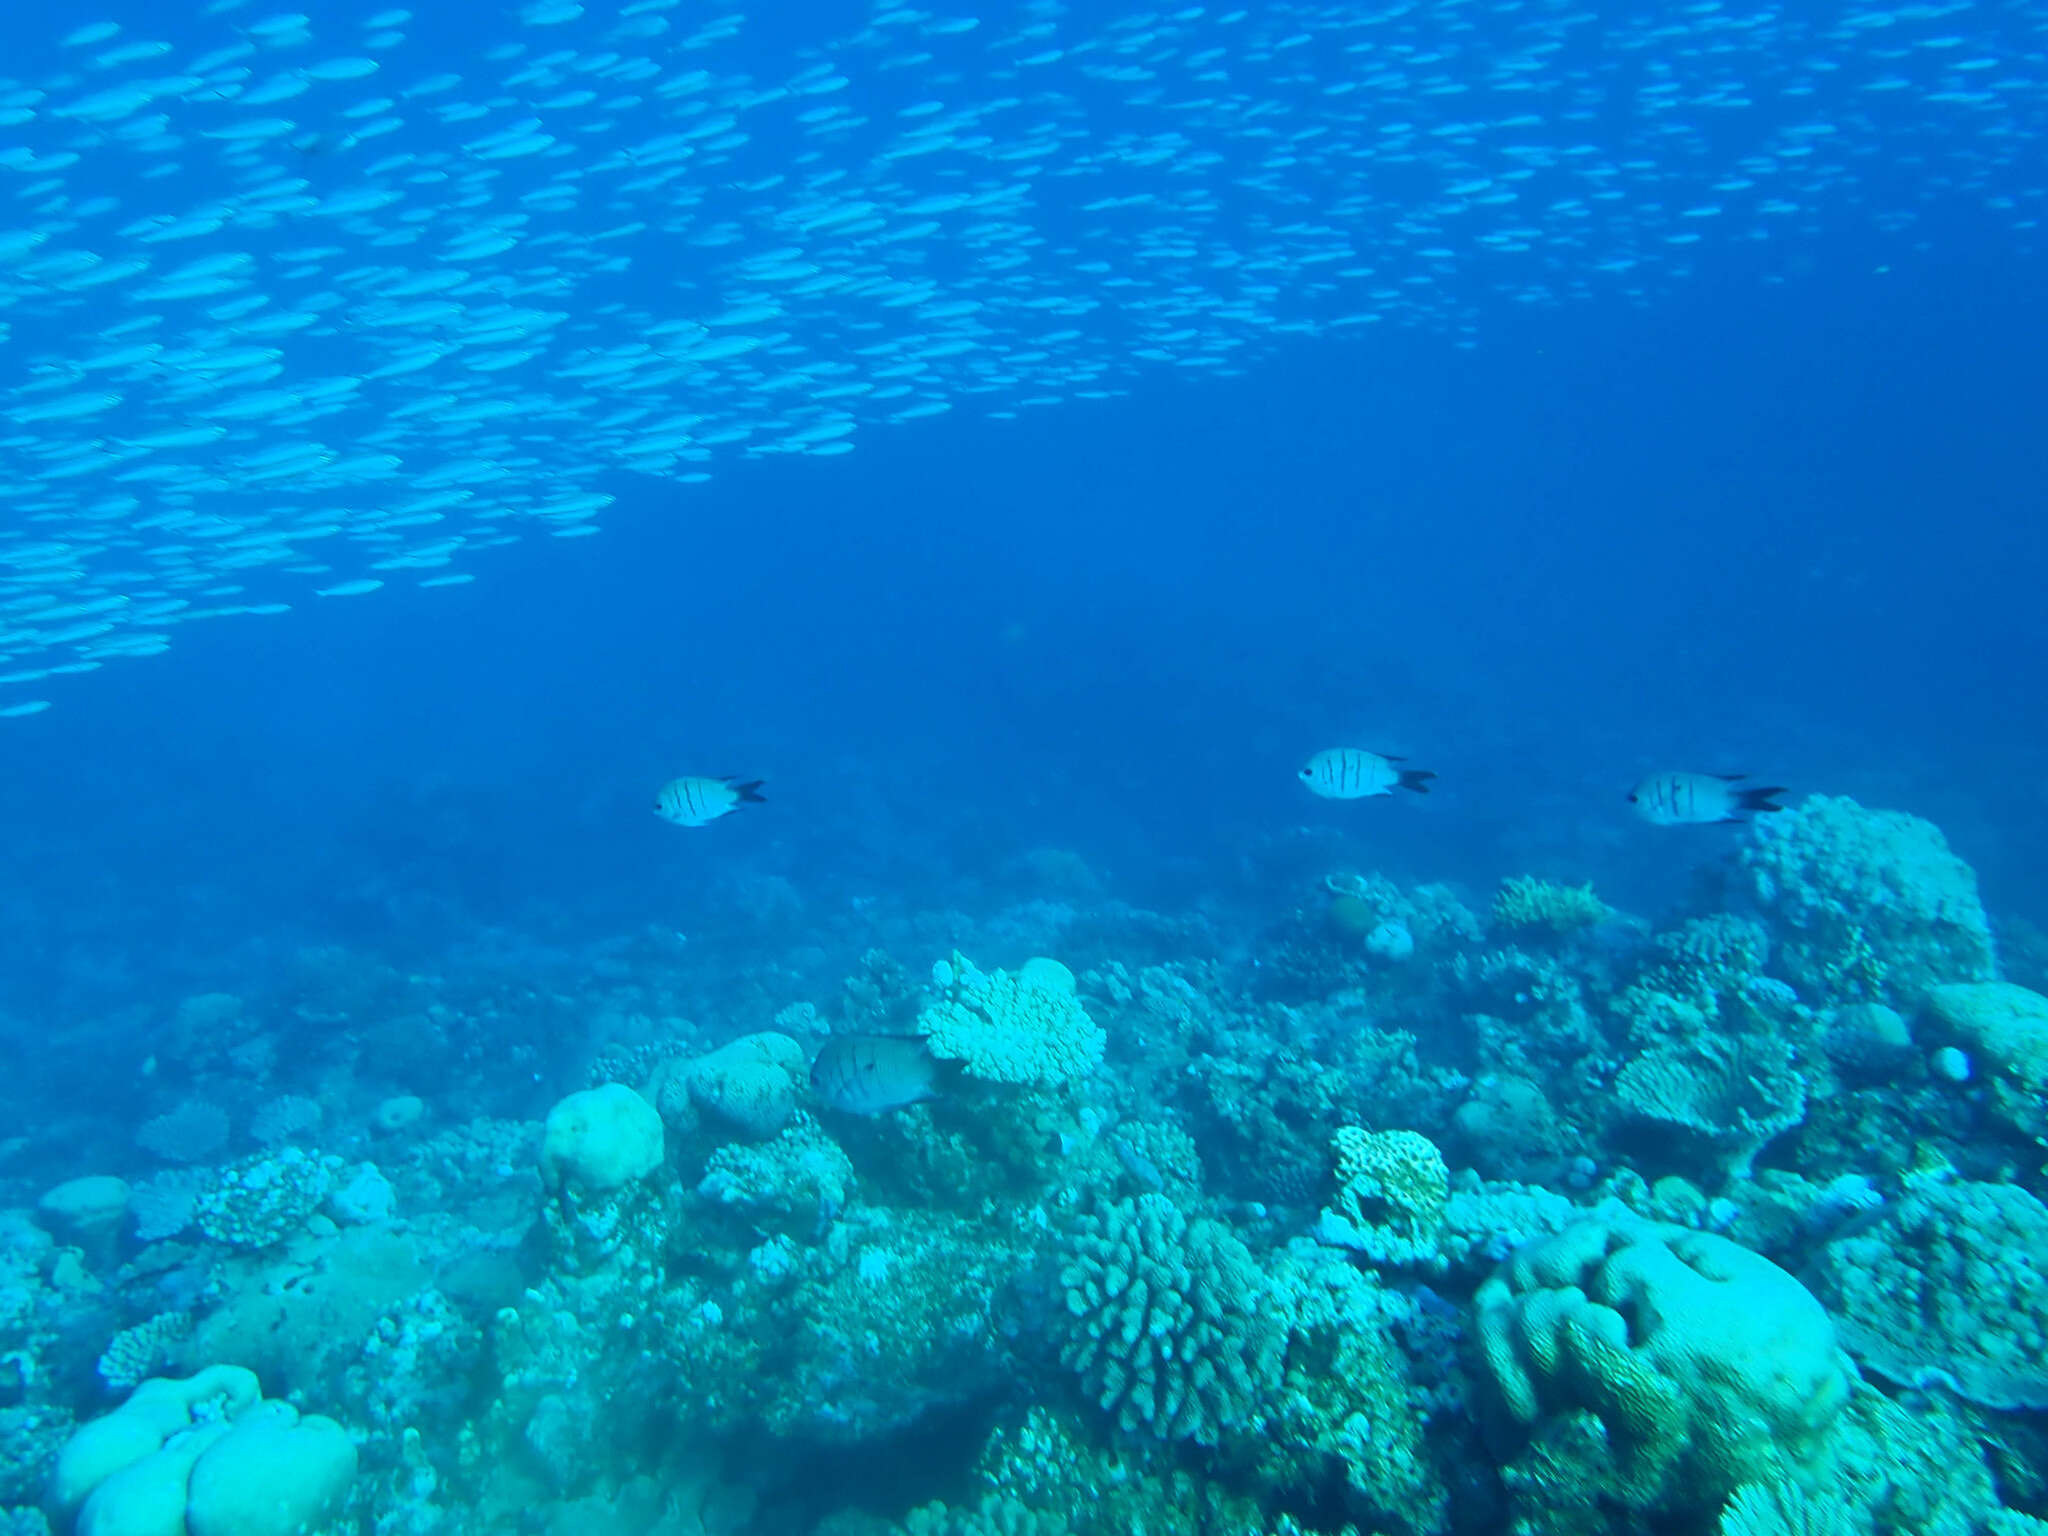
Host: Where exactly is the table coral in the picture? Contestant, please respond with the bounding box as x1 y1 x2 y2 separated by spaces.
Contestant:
1612 1032 1806 1179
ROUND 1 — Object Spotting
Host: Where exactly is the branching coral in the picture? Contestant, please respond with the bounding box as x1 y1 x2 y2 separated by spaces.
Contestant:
920 953 1105 1088
1054 1194 1286 1445
1492 877 1610 935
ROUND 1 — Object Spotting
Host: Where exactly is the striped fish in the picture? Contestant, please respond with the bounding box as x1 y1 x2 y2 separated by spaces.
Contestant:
1628 772 1787 826
1298 748 1435 800
654 775 764 827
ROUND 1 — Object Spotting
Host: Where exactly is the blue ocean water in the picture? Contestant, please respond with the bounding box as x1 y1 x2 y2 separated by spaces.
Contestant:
3 1 2047 1534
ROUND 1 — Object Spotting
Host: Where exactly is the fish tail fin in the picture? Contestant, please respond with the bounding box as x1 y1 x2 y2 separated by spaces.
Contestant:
1736 785 1787 815
731 779 766 804
1397 769 1436 794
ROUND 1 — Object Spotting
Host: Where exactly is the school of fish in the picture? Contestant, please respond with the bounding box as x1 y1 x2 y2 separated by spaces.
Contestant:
0 0 2043 712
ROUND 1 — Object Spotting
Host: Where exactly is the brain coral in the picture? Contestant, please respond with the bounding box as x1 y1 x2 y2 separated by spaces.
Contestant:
1738 795 1995 1008
919 952 1105 1088
1476 1220 1854 1528
1054 1194 1287 1445
1811 1176 2048 1410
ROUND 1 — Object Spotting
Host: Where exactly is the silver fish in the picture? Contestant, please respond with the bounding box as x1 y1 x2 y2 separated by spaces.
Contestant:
1299 748 1435 800
1628 772 1787 826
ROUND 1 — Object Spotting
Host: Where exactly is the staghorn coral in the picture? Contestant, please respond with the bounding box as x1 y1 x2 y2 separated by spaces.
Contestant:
135 1101 231 1165
1492 877 1610 935
1613 1032 1806 1178
1476 1220 1855 1533
1810 1176 2048 1410
1054 1193 1287 1446
1318 1127 1448 1269
1739 795 1995 1008
920 953 1105 1088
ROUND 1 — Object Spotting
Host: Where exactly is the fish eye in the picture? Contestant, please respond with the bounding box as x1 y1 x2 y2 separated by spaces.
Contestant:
1626 793 1637 802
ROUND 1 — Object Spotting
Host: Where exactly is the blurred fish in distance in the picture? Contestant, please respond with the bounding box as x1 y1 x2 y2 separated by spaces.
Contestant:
1628 772 1788 825
654 776 764 828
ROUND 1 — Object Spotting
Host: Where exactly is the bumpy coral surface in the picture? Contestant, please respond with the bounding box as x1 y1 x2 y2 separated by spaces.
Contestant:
1922 981 2048 1139
1054 1193 1286 1445
920 953 1105 1087
1492 877 1610 935
1320 1127 1448 1268
1739 795 1995 1007
1812 1176 2048 1410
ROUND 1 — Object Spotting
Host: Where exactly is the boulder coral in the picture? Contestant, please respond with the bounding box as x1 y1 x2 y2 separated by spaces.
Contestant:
538 1083 665 1195
1738 795 1995 1008
49 1366 355 1536
684 1032 806 1138
1921 981 2048 1140
1476 1220 1855 1533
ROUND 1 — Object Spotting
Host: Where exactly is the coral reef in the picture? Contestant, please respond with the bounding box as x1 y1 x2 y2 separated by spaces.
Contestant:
3 795 2041 1536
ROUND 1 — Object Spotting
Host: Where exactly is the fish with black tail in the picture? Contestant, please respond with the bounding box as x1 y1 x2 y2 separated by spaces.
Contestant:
1628 772 1787 825
1298 747 1435 799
